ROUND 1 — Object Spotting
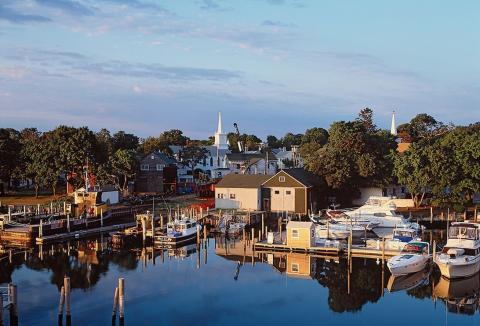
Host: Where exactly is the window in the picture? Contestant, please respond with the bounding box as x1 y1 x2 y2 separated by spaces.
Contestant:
141 164 149 171
292 229 299 239
286 190 291 195
236 164 241 169
279 176 285 182
156 164 165 171
230 194 236 199
210 157 213 166
291 263 299 273
274 190 280 195
217 193 224 199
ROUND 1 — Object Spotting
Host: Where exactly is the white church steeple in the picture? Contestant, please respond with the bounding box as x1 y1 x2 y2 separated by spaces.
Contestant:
214 112 229 150
390 111 397 136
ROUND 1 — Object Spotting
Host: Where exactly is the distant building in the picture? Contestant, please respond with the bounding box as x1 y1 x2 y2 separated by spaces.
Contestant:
272 146 303 169
226 152 277 175
215 174 271 211
135 151 177 194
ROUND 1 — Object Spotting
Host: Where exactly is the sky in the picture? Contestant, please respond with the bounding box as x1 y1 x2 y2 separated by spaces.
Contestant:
0 0 479 140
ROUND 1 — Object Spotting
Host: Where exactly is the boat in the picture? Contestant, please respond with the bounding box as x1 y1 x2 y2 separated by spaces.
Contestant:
314 220 365 239
222 222 246 235
433 273 480 315
434 222 480 279
387 241 431 276
367 226 421 251
387 268 431 292
154 217 199 245
339 196 422 230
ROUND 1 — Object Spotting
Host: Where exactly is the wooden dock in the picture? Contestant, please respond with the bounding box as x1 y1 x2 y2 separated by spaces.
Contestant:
36 222 136 244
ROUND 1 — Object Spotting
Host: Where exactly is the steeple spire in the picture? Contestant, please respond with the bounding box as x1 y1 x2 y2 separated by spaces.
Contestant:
217 112 222 134
390 111 397 136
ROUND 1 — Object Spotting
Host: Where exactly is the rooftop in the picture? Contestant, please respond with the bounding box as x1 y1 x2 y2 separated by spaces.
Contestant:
216 173 271 188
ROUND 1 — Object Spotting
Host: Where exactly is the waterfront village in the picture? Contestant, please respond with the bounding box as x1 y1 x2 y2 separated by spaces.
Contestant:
0 109 480 325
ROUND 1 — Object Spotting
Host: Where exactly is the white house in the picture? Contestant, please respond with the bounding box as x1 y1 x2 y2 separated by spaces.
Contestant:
215 174 270 211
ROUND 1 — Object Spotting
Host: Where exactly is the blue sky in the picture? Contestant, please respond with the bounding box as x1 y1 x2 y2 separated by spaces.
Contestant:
0 0 479 139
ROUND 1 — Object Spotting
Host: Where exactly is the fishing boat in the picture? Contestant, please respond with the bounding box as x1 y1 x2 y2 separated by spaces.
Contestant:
387 241 431 276
434 222 480 279
387 268 431 292
154 217 199 245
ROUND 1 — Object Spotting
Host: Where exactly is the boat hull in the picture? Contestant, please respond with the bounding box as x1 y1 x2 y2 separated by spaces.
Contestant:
387 256 429 277
154 232 197 245
435 256 480 279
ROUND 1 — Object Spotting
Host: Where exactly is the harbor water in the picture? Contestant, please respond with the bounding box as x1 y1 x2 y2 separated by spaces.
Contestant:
0 231 478 326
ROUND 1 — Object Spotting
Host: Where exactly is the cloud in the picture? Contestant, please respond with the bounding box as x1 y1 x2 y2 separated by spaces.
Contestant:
4 48 242 82
97 0 168 13
198 0 231 11
0 4 51 23
34 0 94 16
261 20 296 28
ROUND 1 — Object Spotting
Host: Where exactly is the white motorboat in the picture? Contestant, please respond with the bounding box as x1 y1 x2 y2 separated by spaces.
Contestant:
223 222 246 235
343 196 418 229
155 217 199 245
387 241 431 276
315 220 365 239
433 273 480 315
434 222 480 279
368 227 421 251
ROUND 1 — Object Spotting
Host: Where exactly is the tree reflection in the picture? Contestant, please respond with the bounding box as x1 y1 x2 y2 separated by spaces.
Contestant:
314 258 385 312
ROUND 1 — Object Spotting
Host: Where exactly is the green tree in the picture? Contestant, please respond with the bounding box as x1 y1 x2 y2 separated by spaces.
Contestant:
108 149 137 194
112 131 139 152
138 136 172 157
180 144 208 178
0 128 21 192
160 129 189 146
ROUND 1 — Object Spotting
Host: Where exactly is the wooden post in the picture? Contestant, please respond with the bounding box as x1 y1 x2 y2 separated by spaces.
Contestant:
37 204 40 215
261 214 265 238
118 278 125 325
347 230 352 261
258 229 261 242
326 219 330 240
10 283 18 326
67 214 70 233
433 240 436 258
39 219 43 238
100 209 103 228
142 218 146 243
0 290 3 326
196 224 201 244
463 210 467 221
58 286 65 325
430 206 433 224
64 277 71 325
382 237 386 264
475 205 478 223
242 228 246 251
50 202 53 214
63 201 66 215
447 208 450 236
112 287 119 323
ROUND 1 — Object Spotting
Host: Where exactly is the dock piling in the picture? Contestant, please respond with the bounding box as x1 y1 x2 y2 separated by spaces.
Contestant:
64 277 71 326
58 286 65 326
112 287 119 325
8 283 17 326
118 278 125 326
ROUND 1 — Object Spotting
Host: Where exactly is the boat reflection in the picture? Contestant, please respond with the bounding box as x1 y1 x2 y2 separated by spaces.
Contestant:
433 274 480 315
387 268 431 293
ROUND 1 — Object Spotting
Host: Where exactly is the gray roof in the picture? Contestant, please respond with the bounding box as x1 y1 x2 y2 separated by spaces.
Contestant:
216 174 271 188
282 168 323 188
142 151 177 165
227 151 277 162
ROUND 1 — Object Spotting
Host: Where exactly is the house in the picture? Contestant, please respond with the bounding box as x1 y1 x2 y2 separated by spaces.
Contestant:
286 221 315 248
135 151 177 194
262 168 324 214
215 174 271 211
226 152 277 175
286 253 316 279
272 146 303 169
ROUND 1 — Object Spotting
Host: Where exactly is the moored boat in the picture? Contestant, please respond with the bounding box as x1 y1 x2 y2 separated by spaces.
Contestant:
154 218 199 245
434 222 480 279
387 241 431 276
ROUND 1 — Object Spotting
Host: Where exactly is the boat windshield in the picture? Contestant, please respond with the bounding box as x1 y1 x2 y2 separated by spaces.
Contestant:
402 242 428 254
448 226 478 240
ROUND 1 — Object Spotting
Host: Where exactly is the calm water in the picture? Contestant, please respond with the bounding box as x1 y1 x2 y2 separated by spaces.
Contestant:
1 231 479 326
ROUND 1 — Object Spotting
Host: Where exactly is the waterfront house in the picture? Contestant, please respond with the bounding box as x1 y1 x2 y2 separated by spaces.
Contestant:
286 221 315 248
262 169 324 214
215 174 271 210
226 152 278 175
135 151 177 194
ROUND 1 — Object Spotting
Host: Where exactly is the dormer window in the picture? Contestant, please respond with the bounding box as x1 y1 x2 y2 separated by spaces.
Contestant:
279 176 285 182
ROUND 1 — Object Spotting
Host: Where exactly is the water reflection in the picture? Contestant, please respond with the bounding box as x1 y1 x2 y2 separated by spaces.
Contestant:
0 229 479 325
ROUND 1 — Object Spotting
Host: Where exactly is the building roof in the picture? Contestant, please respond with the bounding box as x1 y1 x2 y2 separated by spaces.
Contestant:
286 221 314 229
227 151 277 162
215 173 271 188
203 145 230 158
281 168 323 188
142 151 177 165
397 142 412 153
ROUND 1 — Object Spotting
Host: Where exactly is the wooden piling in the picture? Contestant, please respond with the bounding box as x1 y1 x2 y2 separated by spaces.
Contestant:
0 290 3 326
433 240 436 258
112 287 119 323
261 214 265 238
58 286 65 325
9 283 17 326
430 206 433 224
382 237 386 263
67 214 70 233
142 218 146 243
64 277 71 325
196 224 201 244
475 205 478 223
100 209 104 228
118 278 125 324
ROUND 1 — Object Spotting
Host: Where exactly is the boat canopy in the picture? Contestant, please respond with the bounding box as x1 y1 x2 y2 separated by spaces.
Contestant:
403 242 428 253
